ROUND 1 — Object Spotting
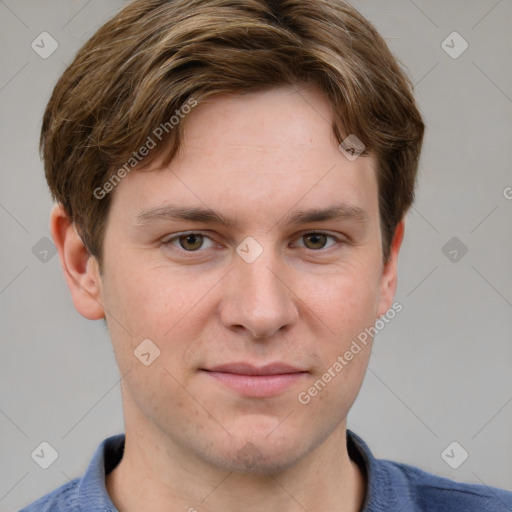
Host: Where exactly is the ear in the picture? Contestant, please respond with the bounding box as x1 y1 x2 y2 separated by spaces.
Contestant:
50 203 105 320
376 218 405 318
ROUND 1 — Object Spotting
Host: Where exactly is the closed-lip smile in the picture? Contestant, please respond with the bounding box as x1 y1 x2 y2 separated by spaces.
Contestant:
202 362 307 397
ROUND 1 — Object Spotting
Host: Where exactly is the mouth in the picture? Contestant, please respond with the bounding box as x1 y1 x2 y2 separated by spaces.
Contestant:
201 362 308 397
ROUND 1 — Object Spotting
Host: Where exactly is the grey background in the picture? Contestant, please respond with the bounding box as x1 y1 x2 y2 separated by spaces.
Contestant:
1 0 511 510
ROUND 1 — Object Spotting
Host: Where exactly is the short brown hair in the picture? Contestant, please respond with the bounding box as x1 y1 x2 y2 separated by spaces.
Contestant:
41 0 424 267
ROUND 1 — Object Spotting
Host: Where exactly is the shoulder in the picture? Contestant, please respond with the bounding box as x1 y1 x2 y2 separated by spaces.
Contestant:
381 458 512 511
18 433 124 512
346 430 512 512
18 478 80 511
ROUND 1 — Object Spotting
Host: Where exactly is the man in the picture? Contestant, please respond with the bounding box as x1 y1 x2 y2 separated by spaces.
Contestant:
21 0 512 510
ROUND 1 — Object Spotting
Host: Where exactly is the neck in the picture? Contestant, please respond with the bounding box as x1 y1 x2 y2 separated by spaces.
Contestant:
106 421 366 512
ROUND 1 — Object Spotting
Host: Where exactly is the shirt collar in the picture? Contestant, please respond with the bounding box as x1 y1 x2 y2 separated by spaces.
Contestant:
76 429 396 511
348 429 408 511
77 433 124 511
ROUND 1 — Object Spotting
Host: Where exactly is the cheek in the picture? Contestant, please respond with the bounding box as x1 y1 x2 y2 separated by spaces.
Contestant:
101 260 217 383
103 262 187 333
303 262 381 333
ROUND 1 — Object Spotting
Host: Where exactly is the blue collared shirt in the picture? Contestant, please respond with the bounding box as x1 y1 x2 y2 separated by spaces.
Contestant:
19 430 512 511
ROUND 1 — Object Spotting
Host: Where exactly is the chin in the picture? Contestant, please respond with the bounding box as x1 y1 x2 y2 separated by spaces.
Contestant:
216 447 308 475
200 432 317 475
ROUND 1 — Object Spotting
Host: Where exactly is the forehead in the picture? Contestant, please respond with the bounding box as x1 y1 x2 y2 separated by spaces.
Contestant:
108 85 379 229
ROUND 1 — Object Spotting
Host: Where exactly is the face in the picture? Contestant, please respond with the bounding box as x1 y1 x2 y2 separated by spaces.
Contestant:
74 85 400 473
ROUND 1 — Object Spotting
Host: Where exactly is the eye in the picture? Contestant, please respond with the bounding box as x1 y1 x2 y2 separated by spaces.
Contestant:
293 232 340 251
162 232 215 252
162 231 342 254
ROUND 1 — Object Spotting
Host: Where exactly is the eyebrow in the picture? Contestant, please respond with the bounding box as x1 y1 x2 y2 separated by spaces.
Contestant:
134 202 368 228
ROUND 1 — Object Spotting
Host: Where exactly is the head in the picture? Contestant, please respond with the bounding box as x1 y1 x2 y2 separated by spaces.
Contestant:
45 0 424 473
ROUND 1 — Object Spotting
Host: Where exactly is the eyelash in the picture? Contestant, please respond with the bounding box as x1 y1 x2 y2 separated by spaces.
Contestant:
161 231 344 254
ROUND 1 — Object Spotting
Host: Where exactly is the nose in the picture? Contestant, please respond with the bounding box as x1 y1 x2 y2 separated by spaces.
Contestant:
219 247 299 340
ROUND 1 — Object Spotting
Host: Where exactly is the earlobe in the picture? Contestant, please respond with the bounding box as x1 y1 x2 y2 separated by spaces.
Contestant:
377 219 405 318
50 203 106 320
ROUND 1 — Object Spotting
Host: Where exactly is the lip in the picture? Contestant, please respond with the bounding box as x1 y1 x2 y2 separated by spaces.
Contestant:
202 362 307 397
206 362 305 375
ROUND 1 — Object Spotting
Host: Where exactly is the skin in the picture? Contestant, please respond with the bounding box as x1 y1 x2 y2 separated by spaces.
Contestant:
51 84 404 512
